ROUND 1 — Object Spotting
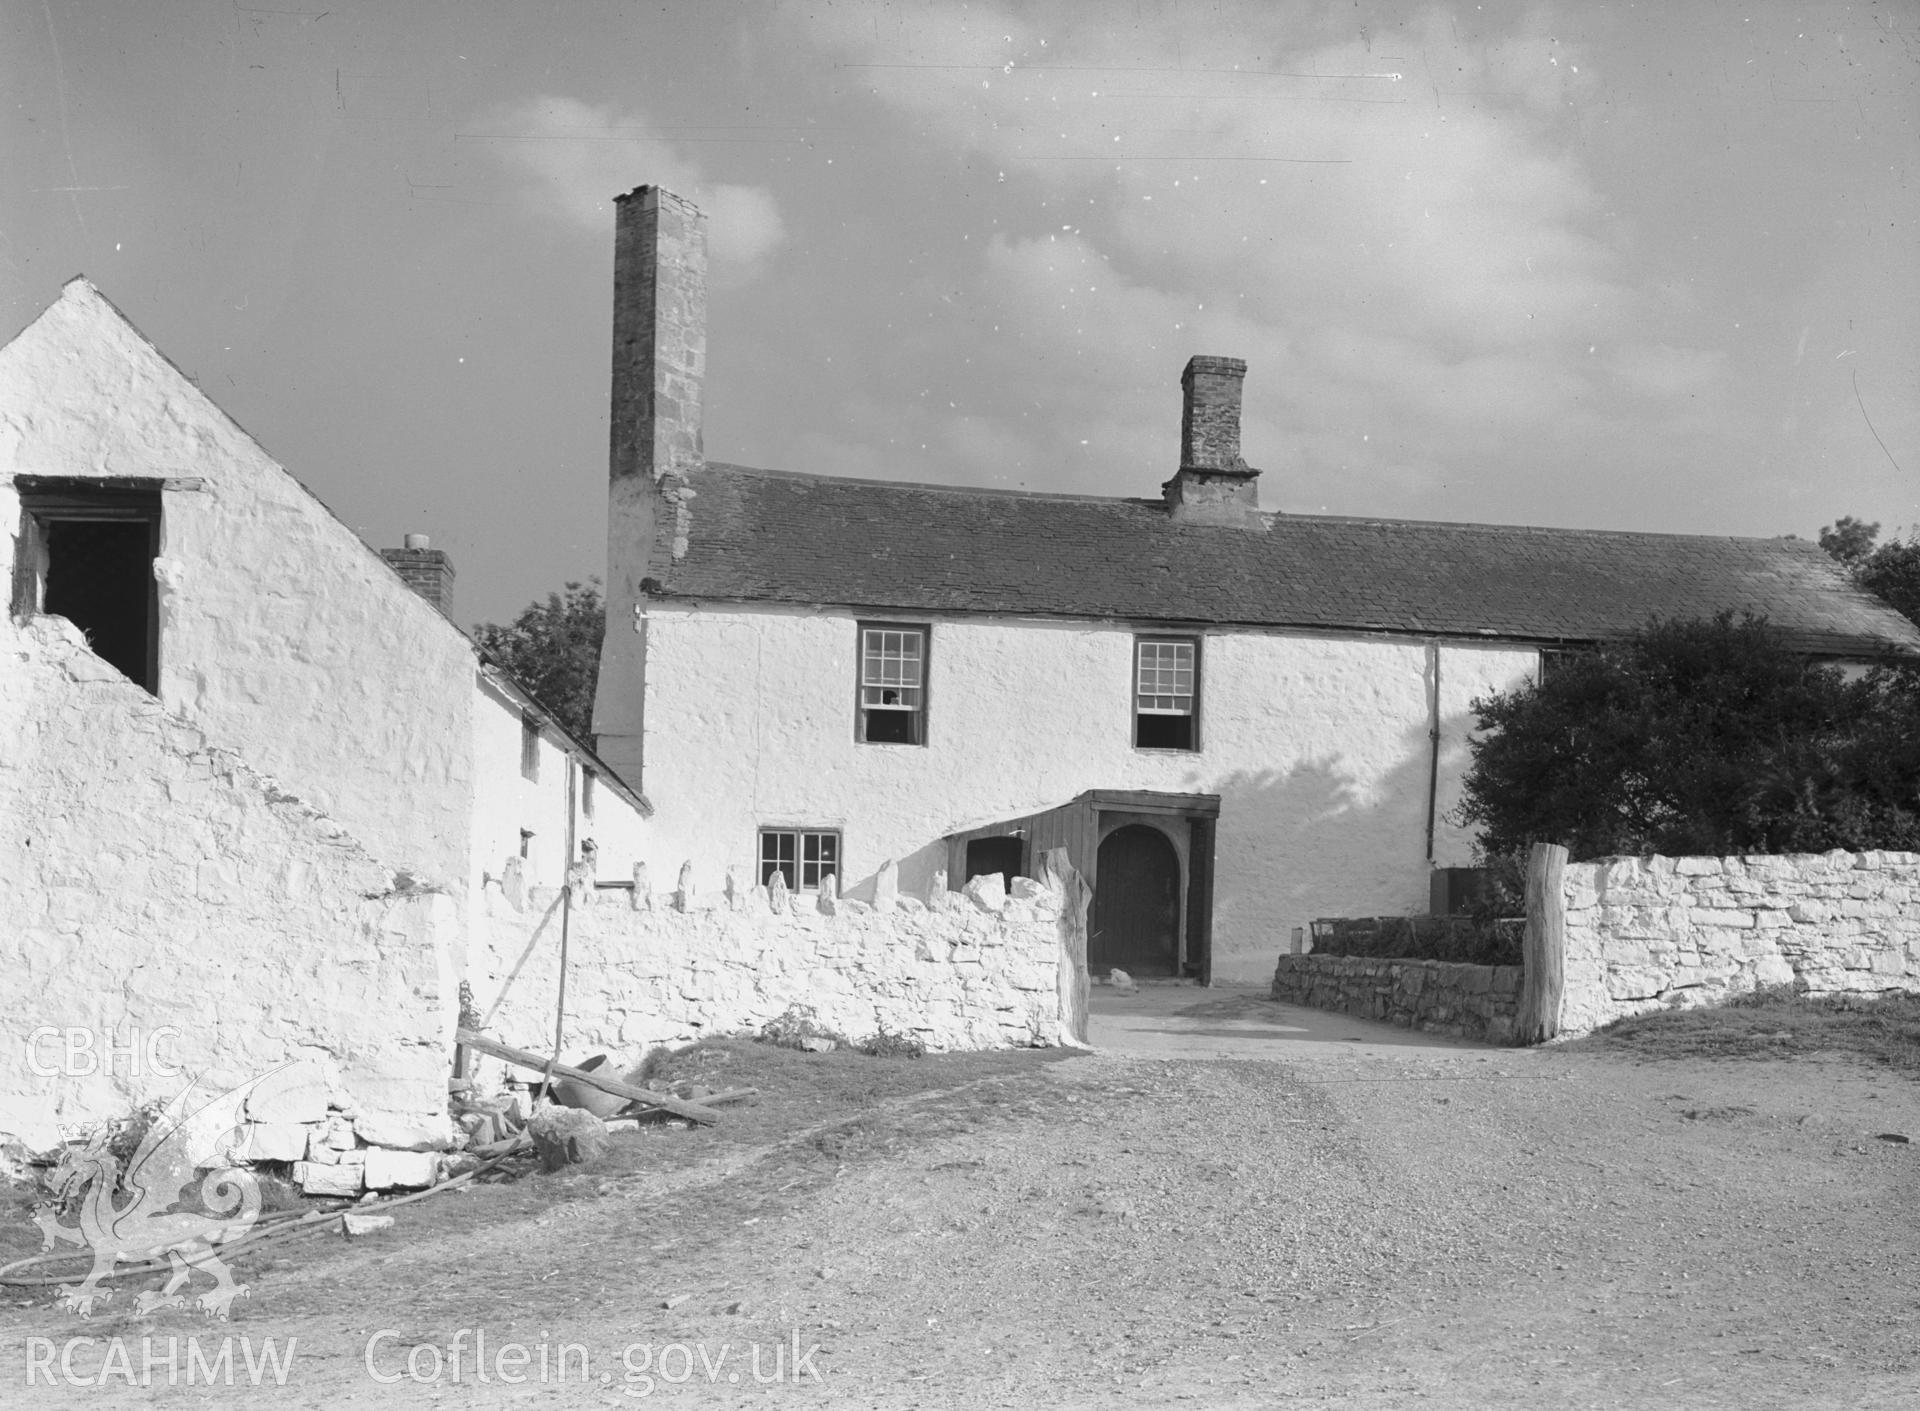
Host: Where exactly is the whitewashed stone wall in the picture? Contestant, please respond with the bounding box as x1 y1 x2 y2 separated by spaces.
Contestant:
617 601 1538 983
0 280 477 890
0 616 457 1152
1561 850 1920 1033
469 865 1069 1067
469 673 648 898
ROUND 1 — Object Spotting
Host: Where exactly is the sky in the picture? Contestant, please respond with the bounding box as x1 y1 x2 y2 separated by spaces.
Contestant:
4 0 1916 627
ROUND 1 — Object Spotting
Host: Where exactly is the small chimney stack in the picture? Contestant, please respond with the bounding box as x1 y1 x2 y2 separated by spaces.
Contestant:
381 535 455 615
610 186 708 484
1164 355 1262 526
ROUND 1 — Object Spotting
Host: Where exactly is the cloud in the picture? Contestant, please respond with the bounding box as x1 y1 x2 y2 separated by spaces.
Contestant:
479 97 785 281
781 0 1732 518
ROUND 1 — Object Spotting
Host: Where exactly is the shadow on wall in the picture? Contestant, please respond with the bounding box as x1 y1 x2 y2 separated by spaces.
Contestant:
828 707 1481 923
1209 710 1479 954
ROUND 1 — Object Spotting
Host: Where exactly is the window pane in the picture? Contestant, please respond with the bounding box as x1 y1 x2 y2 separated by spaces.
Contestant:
799 831 839 889
762 829 838 890
859 625 928 742
862 629 924 692
759 830 797 888
1135 639 1195 716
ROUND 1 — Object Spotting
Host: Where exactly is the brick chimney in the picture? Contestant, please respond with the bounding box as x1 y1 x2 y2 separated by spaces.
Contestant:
610 186 707 484
381 533 455 615
1163 355 1262 526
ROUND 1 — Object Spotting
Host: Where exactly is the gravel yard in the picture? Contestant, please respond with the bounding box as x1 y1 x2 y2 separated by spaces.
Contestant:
4 991 1917 1408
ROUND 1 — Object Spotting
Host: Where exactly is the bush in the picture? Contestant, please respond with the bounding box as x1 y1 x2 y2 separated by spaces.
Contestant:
758 1004 846 1051
857 1025 926 1059
1457 612 1920 860
1309 915 1522 967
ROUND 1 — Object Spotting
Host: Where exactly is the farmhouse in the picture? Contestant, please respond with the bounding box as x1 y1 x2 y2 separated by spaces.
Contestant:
592 186 1920 984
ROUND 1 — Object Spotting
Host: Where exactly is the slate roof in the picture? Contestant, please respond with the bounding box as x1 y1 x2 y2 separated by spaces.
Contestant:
640 464 1920 658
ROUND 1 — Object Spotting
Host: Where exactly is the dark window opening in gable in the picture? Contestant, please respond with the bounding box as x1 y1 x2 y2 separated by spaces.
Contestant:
1134 635 1199 751
857 623 929 746
14 480 162 695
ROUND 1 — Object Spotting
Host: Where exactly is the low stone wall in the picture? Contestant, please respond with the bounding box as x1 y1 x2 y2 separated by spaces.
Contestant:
0 618 457 1154
469 863 1072 1074
1561 850 1920 1032
1270 954 1522 1043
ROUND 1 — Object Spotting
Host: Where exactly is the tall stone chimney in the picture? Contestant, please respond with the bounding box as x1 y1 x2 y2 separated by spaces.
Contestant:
1163 355 1262 526
596 185 708 791
381 533 455 615
610 186 707 484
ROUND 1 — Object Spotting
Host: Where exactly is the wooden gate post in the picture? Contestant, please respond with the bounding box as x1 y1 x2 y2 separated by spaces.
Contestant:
1043 846 1092 1045
1515 841 1569 1044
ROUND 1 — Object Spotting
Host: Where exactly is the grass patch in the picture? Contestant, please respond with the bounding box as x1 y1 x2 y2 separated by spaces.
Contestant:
1572 986 1920 1071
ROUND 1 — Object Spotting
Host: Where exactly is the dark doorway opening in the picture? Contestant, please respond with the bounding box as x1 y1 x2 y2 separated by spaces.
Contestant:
964 835 1024 892
1091 824 1181 976
15 479 161 694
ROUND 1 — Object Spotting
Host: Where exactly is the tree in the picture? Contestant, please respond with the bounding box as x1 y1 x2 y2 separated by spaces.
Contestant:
1820 515 1920 629
1457 613 1920 860
1856 540 1920 631
473 580 604 741
1818 514 1881 567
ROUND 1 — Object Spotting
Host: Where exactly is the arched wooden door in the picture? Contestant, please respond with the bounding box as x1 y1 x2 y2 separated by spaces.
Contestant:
1090 824 1180 976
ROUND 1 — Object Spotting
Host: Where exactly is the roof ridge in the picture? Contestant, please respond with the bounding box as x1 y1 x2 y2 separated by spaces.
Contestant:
701 461 1161 508
699 461 1831 550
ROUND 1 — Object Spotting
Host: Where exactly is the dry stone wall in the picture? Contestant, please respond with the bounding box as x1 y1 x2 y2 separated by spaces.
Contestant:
1270 955 1521 1043
0 616 457 1153
1561 850 1920 1032
470 863 1070 1072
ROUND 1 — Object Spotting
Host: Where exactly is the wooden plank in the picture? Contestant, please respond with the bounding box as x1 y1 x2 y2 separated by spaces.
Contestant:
1043 847 1092 1045
1515 842 1569 1044
1188 816 1217 986
455 1029 723 1124
1082 789 1223 817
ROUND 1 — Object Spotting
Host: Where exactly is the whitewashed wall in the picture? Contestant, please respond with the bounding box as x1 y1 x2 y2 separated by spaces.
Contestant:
0 616 456 1151
469 676 647 898
1560 850 1920 1032
626 602 1535 982
470 869 1066 1064
0 280 475 888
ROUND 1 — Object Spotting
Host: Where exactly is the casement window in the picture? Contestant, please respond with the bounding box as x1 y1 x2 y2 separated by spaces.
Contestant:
12 478 162 694
856 623 929 745
1134 635 1200 751
759 828 841 892
520 714 541 781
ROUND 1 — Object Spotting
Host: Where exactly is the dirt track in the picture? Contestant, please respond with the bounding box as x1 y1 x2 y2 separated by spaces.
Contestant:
4 992 1918 1408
